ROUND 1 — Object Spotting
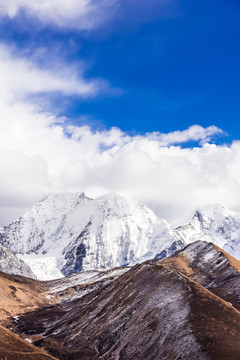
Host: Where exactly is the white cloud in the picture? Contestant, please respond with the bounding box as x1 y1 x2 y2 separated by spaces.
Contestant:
149 125 224 146
0 88 236 227
0 44 110 103
0 0 179 30
0 44 237 228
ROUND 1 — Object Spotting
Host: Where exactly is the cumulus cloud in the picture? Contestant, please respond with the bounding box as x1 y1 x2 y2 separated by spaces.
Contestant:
0 0 179 30
0 89 237 227
0 43 237 228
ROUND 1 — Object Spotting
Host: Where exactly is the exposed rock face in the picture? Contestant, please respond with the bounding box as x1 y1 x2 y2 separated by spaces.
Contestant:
0 243 35 278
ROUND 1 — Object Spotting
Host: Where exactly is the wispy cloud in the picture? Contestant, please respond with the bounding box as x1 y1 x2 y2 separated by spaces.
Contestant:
148 125 225 146
0 44 112 103
0 0 179 30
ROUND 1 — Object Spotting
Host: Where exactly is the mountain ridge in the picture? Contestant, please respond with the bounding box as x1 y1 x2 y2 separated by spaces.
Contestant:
1 192 240 280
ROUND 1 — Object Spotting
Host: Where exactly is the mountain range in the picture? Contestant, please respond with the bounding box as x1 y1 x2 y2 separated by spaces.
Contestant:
1 192 240 280
1 192 240 358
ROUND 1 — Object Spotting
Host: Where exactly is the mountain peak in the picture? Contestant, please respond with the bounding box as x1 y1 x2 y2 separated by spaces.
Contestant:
0 191 176 280
194 204 237 219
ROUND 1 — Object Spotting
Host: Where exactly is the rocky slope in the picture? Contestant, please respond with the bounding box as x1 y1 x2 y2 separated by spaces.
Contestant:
0 240 239 359
162 240 240 310
0 243 35 278
12 240 240 360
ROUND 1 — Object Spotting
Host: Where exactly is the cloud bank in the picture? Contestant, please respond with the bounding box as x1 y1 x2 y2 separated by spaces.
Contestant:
0 106 237 227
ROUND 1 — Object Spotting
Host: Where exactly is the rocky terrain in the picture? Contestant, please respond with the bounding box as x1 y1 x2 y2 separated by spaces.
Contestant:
162 240 240 310
0 240 239 359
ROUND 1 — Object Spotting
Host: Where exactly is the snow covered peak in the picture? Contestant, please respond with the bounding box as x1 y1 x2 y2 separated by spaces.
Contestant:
193 204 238 221
0 191 176 280
95 192 157 220
2 191 240 280
37 191 91 211
177 204 240 251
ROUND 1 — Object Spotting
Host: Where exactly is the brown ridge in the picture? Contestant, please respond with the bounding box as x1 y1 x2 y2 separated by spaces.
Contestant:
0 325 58 360
0 271 56 325
214 245 240 272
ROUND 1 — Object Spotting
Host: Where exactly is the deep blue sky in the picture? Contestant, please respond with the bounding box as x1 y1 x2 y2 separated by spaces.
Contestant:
1 0 240 141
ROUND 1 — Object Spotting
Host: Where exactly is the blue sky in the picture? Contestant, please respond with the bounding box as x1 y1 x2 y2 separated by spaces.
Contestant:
1 0 239 138
0 0 240 225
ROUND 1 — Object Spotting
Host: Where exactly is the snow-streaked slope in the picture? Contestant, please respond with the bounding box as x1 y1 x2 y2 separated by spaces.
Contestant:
16 252 240 360
47 267 131 301
0 192 177 280
0 243 35 278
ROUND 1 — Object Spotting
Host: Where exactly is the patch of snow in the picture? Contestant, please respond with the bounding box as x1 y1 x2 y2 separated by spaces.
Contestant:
17 254 63 280
48 267 130 294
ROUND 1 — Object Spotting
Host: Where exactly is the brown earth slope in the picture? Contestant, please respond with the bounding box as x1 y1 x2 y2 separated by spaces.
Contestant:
0 271 56 325
2 240 240 360
0 272 59 359
15 260 240 360
0 325 58 360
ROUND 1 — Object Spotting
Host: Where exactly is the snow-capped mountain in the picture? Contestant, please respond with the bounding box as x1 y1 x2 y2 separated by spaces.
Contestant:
176 204 240 258
0 192 177 279
1 192 240 280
